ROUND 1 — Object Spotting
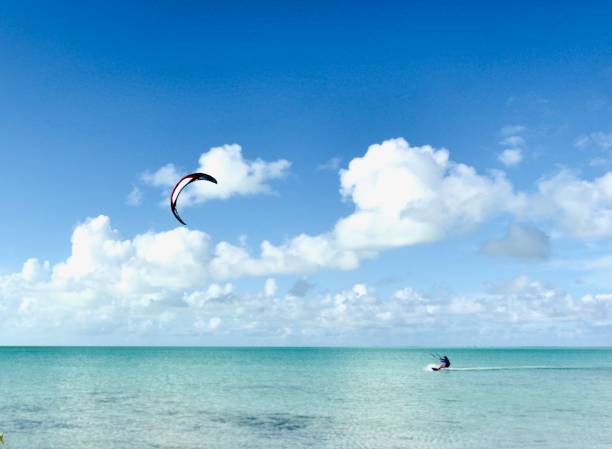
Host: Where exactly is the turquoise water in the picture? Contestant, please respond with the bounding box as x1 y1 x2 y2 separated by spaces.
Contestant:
1 348 612 448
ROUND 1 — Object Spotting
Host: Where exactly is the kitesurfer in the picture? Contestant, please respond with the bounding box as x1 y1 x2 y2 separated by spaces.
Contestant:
432 355 451 371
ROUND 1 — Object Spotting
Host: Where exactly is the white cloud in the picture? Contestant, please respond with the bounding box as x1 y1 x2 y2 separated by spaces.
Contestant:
498 148 523 166
0 214 357 324
143 144 290 207
142 163 181 188
532 170 612 238
20 258 50 282
334 138 524 251
191 144 290 202
497 125 526 167
15 216 214 313
208 234 363 279
52 215 133 281
126 186 143 206
480 224 550 260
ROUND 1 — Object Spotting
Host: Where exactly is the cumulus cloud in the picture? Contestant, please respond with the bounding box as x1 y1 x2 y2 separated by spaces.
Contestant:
142 144 290 206
334 138 524 251
480 224 551 260
209 234 363 278
20 258 50 282
531 170 612 238
9 216 214 313
0 214 356 325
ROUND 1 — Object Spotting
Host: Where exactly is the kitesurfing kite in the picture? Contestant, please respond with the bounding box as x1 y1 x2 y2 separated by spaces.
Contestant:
170 172 217 225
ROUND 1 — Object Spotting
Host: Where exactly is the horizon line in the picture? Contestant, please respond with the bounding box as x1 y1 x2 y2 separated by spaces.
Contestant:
1 345 611 349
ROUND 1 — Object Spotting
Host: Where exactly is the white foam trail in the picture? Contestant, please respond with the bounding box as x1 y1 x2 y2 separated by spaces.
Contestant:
449 366 548 371
447 366 611 371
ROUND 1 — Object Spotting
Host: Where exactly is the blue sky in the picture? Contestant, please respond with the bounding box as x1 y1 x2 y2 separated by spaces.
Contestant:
1 1 612 345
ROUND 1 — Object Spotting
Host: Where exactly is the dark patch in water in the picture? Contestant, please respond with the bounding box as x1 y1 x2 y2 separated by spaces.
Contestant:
93 393 136 404
11 418 78 431
209 412 329 434
50 421 78 430
13 418 44 430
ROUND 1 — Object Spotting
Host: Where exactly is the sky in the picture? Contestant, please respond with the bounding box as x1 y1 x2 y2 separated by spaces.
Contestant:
1 0 612 346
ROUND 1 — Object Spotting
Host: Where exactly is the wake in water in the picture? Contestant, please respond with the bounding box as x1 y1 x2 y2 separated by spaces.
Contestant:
424 364 439 372
426 365 612 372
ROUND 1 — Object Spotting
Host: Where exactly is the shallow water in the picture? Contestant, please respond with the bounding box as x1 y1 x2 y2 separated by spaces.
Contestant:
1 347 612 448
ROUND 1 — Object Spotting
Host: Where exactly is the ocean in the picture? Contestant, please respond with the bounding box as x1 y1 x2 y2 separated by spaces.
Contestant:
1 347 611 449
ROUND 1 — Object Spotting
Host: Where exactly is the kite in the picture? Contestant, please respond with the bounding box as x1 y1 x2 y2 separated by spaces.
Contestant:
170 172 217 225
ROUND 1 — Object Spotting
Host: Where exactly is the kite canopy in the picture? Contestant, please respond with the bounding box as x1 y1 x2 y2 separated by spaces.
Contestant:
170 172 217 225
